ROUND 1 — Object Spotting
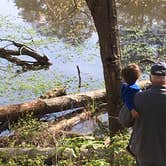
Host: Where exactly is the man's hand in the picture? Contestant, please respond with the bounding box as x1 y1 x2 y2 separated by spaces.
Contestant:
131 109 140 119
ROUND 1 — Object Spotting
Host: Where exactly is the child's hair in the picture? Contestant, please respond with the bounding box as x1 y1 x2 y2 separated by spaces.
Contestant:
122 63 141 85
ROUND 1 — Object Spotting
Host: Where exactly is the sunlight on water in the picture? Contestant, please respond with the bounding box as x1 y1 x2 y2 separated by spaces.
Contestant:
0 0 19 17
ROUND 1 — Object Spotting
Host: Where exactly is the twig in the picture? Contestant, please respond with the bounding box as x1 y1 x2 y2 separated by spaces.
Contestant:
139 59 156 64
73 0 78 9
0 38 34 51
24 28 38 50
76 65 81 88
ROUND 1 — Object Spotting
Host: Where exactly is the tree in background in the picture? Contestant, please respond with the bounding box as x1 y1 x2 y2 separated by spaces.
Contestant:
85 0 122 164
86 0 122 135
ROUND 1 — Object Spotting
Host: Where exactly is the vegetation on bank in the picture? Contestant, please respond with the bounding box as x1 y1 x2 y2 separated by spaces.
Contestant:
0 112 136 165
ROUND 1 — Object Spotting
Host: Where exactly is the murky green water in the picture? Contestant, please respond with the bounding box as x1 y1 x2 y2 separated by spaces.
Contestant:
0 0 165 105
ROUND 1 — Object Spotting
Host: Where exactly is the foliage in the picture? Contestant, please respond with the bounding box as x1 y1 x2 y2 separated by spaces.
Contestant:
0 111 136 165
8 113 42 147
0 152 46 166
11 113 41 136
0 114 58 149
110 132 136 166
120 27 166 66
52 133 136 165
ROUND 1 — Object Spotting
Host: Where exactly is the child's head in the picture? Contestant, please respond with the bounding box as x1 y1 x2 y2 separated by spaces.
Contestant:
122 63 141 85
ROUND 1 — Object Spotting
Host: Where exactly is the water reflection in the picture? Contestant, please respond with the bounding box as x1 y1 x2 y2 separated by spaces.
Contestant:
71 112 109 136
14 0 166 43
15 0 94 44
0 0 19 17
117 0 166 28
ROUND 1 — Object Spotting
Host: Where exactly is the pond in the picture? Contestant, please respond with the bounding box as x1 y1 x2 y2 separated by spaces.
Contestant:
0 0 165 106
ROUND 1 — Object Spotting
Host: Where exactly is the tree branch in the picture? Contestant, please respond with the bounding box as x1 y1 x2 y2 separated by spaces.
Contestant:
0 39 52 70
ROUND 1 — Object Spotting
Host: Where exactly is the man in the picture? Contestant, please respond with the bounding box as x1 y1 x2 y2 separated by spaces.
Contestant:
131 62 166 166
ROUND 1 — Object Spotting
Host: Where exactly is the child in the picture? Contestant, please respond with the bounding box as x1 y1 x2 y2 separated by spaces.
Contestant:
121 63 141 157
121 63 141 119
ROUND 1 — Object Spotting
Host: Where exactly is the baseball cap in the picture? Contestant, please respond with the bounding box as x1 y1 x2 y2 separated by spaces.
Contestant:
150 62 166 76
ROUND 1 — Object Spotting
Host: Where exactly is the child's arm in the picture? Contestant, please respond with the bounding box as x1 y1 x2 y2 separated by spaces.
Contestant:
124 90 135 111
124 89 140 119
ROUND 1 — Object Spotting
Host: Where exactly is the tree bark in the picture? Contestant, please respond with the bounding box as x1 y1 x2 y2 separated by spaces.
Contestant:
0 89 106 122
86 0 122 135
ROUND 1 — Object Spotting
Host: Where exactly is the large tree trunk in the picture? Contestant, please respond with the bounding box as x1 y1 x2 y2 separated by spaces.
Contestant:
86 0 122 134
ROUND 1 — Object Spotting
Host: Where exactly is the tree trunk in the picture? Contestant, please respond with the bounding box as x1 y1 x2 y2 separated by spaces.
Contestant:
86 0 122 135
85 1 122 164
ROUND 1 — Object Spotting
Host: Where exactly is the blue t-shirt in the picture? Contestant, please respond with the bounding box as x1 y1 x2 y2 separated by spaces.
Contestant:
121 83 141 111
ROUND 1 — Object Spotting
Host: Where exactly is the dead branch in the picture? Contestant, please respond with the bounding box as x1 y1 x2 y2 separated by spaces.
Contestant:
40 87 67 99
76 65 81 88
0 39 52 70
0 147 55 156
139 58 155 64
48 110 92 132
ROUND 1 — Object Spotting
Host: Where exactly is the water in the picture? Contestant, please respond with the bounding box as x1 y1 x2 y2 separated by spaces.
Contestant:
0 0 103 105
71 112 109 135
0 129 14 137
0 0 165 106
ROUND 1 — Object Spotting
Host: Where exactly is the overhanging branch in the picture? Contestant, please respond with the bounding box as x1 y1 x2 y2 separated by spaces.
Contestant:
0 39 52 70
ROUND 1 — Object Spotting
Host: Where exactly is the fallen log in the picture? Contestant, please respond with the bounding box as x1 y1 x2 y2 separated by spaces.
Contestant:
48 110 93 132
0 100 47 122
39 87 67 99
0 80 151 122
0 147 55 157
42 89 106 113
0 89 106 122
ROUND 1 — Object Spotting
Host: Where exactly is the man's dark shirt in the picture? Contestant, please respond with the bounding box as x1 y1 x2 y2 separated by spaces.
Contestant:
131 85 166 162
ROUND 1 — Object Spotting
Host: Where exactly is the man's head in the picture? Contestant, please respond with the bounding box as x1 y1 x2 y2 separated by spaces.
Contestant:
122 63 141 85
150 62 166 86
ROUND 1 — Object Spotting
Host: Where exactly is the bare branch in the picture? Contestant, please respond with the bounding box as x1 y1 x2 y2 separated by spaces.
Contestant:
139 59 155 64
76 65 81 88
0 39 52 70
73 0 78 9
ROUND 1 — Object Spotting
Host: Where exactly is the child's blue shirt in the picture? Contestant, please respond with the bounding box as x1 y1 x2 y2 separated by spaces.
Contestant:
121 83 141 111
